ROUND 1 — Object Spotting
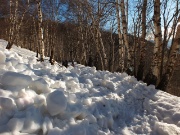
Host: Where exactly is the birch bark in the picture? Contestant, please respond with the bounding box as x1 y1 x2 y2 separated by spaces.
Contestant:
120 0 131 71
36 0 45 61
115 0 124 72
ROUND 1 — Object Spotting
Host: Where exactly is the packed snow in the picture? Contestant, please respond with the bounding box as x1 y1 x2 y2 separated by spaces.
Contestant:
0 39 180 135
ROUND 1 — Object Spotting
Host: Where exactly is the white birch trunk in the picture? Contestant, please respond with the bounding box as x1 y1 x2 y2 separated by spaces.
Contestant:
145 0 162 85
152 0 162 81
6 0 18 49
116 0 124 72
120 0 131 70
36 0 45 61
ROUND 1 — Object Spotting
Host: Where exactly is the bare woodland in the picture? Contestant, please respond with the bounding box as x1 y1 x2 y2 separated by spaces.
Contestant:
0 0 180 96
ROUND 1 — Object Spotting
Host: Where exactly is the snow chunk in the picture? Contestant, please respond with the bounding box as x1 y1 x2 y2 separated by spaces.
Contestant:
48 127 62 135
0 89 12 97
21 107 42 134
68 94 77 103
83 98 92 106
50 80 66 89
42 117 53 135
15 63 27 72
0 50 6 63
0 97 17 125
154 122 180 135
85 114 97 124
16 94 34 110
7 58 18 67
66 79 80 92
102 80 116 91
68 125 86 135
28 57 37 65
34 94 46 107
46 90 67 116
7 118 24 132
0 97 16 110
30 78 50 94
1 72 32 90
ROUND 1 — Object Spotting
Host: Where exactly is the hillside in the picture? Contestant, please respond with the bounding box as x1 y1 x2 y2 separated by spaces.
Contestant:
0 39 180 135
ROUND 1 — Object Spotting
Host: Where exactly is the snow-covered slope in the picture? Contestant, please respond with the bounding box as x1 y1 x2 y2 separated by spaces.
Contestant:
0 39 180 135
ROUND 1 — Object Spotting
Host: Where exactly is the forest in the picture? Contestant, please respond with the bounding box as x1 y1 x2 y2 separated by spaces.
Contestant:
0 0 180 96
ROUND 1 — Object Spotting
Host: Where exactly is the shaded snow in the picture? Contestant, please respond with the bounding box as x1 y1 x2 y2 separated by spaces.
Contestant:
1 72 32 90
0 39 180 135
0 50 6 63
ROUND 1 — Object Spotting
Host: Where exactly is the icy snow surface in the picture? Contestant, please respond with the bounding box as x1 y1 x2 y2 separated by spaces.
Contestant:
0 39 180 135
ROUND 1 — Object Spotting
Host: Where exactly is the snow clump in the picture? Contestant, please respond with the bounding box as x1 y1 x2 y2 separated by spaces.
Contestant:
46 90 67 116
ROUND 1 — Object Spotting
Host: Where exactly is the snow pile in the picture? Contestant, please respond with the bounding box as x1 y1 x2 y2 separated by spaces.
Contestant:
0 39 180 135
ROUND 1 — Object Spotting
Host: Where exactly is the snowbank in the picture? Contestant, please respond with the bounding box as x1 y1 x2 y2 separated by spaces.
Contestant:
0 39 179 135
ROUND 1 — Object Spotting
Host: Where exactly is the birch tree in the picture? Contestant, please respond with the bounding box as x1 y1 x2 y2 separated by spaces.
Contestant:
115 0 124 72
84 0 111 70
120 0 131 73
36 0 45 61
132 2 142 77
6 0 30 50
137 0 147 80
6 0 18 49
159 0 180 78
145 0 162 85
157 16 180 91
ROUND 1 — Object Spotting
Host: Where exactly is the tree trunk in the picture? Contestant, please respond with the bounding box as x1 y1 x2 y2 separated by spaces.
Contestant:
133 24 137 76
120 0 131 72
98 29 108 70
49 47 55 65
36 0 45 61
137 0 147 80
6 0 18 50
49 22 56 65
6 0 28 49
97 0 108 70
115 0 124 72
45 23 49 56
109 25 115 72
95 27 105 70
145 0 162 86
157 17 180 91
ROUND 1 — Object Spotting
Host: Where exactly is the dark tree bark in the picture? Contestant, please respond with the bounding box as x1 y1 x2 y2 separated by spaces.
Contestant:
137 0 147 81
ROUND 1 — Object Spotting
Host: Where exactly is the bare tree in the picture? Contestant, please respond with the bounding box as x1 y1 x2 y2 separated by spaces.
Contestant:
6 0 30 50
160 0 180 78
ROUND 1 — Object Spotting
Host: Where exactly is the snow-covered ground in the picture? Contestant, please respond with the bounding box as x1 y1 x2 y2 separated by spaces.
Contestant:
0 39 180 135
